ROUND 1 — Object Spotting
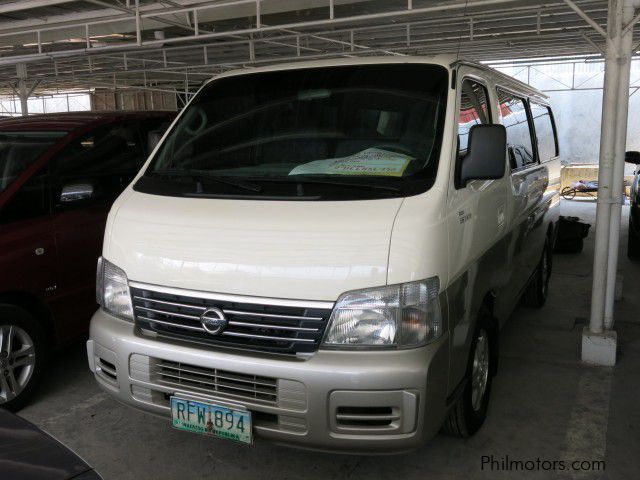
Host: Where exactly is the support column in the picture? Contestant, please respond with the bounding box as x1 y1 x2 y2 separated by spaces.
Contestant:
604 0 635 328
582 0 633 366
588 0 622 334
16 63 29 116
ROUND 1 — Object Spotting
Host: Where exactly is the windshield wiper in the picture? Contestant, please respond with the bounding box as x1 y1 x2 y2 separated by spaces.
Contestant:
149 169 262 193
251 176 403 193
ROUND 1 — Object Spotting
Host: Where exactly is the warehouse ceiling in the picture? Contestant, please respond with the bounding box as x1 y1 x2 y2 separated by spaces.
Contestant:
0 0 624 95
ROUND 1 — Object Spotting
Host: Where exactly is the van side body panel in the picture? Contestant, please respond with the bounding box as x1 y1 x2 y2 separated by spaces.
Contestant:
386 188 449 287
445 66 511 393
443 65 560 396
445 179 512 390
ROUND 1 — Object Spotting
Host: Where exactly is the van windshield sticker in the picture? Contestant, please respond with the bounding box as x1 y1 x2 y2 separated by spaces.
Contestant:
288 148 413 177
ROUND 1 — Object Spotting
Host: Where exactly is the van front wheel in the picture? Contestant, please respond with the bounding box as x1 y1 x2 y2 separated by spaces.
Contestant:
442 307 494 438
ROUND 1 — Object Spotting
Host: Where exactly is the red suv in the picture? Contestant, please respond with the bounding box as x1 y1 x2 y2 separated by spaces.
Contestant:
0 111 174 410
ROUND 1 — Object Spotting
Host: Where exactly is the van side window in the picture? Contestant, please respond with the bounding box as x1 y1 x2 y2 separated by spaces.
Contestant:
53 122 144 205
458 80 491 153
530 102 558 163
497 89 536 170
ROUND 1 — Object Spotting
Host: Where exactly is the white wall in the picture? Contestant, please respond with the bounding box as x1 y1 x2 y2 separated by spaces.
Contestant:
0 92 90 116
547 89 640 168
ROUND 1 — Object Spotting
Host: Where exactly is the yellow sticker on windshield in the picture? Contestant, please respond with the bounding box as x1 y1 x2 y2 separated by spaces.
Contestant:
289 148 413 177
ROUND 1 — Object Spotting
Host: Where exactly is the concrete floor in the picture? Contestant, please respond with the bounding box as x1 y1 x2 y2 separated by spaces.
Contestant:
18 200 640 480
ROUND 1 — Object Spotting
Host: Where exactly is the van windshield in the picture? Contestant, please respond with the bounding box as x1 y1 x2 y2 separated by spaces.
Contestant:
138 64 449 200
0 131 66 193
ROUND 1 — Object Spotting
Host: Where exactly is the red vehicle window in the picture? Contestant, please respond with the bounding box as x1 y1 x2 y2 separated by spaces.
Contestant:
0 131 66 193
0 167 50 224
53 122 145 204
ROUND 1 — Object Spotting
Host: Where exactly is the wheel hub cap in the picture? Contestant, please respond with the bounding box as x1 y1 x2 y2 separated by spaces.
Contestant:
471 329 490 412
0 325 36 404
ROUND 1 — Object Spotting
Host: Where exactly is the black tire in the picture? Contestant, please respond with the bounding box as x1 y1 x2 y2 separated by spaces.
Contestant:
561 187 576 200
442 306 495 438
629 217 640 261
520 240 552 308
0 305 47 412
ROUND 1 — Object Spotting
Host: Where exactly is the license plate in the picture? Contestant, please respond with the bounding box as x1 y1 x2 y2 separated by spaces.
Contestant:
170 397 252 445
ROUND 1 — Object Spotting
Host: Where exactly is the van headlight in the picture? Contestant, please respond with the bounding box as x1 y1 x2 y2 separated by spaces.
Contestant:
96 257 134 321
323 278 442 348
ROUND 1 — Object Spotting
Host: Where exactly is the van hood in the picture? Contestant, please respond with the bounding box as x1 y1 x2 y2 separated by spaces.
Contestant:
106 191 404 301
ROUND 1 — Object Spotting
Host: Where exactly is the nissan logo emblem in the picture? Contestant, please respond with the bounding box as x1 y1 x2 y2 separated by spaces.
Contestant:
200 307 227 335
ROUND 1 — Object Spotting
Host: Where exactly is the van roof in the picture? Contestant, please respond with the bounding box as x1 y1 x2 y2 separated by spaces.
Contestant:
207 55 547 101
209 55 457 84
0 110 174 132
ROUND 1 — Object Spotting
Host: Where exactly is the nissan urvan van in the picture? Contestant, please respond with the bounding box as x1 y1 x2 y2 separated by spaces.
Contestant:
87 56 560 453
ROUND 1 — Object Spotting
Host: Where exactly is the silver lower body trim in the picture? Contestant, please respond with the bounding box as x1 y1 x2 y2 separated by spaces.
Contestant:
88 308 450 454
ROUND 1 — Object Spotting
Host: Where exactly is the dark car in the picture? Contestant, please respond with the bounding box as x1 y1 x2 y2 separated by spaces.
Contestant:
626 151 640 260
0 111 174 410
0 408 101 479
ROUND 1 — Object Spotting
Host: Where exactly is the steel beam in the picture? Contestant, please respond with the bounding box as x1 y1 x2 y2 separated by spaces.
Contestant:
0 0 77 14
564 0 608 36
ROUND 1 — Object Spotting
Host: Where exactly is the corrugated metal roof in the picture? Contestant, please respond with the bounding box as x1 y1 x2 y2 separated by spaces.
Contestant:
0 1 621 96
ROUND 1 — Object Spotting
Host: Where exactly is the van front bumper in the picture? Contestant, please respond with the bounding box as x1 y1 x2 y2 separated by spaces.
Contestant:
87 308 449 454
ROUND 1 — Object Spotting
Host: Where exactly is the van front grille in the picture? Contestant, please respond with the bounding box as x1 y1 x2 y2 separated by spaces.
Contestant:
130 283 333 355
154 359 278 405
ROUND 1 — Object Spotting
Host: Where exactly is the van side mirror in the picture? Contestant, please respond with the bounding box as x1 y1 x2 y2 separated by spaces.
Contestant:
60 182 94 203
458 124 507 188
625 151 640 164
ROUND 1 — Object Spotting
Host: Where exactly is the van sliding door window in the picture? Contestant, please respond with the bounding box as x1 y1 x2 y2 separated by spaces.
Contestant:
530 102 559 163
136 64 449 201
458 79 491 154
497 89 536 170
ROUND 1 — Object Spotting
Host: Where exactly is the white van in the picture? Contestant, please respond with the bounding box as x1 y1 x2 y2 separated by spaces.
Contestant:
87 56 560 453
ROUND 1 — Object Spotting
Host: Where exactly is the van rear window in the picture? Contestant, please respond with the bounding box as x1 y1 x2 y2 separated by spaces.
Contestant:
137 64 449 200
530 102 558 162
